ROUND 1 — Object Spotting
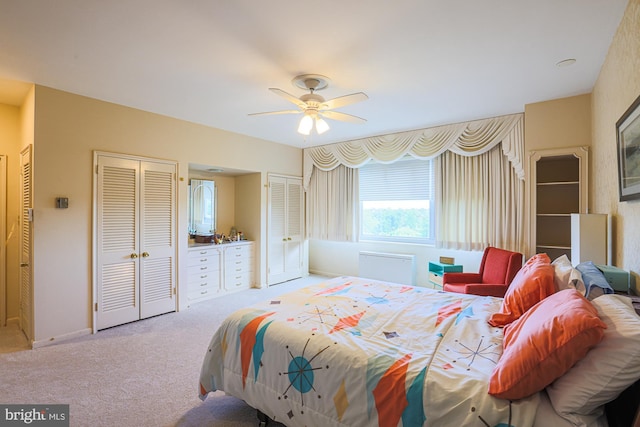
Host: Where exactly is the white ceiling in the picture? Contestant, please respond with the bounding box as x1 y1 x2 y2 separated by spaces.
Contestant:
0 0 629 148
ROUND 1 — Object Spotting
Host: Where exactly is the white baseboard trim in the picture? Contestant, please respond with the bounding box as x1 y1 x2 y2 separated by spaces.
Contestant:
309 268 343 278
32 328 92 349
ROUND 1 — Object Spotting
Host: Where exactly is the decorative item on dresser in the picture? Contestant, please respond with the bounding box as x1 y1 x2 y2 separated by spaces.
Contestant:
187 241 255 303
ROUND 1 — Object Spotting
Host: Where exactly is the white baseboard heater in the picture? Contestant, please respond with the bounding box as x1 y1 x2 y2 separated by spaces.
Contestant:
358 251 416 286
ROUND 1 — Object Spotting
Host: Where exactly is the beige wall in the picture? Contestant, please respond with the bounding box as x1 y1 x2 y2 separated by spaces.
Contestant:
29 85 302 344
234 173 262 244
592 0 640 287
524 93 592 154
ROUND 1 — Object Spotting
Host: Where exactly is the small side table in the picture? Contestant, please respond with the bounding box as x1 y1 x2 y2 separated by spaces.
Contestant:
428 261 462 290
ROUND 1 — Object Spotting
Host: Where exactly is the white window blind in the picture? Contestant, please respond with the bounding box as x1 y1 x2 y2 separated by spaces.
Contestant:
359 158 434 243
359 158 433 201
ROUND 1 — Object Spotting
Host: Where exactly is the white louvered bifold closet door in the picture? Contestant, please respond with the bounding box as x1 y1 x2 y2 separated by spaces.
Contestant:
96 155 176 330
19 146 33 341
139 161 176 319
284 178 303 277
96 156 141 330
267 175 303 285
267 177 286 285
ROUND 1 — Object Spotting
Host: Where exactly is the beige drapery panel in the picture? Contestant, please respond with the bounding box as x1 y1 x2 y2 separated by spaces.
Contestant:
436 145 526 253
303 113 524 189
306 165 359 242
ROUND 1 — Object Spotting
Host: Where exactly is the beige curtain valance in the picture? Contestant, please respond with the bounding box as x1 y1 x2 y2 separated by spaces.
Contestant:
303 113 524 188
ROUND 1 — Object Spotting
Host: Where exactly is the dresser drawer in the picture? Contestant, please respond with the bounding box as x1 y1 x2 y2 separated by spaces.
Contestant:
224 244 253 257
188 285 216 301
189 247 218 258
225 255 254 271
189 261 220 274
224 271 253 290
188 269 220 301
224 260 251 276
188 270 219 286
188 249 220 268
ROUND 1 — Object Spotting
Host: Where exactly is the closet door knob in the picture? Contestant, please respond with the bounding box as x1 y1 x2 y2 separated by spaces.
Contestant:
130 253 138 259
142 252 150 257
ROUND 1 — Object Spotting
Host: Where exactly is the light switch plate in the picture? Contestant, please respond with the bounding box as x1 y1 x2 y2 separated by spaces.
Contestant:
55 197 69 209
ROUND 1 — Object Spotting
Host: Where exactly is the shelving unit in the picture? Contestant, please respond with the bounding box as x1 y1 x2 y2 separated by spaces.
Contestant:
528 147 588 260
428 261 463 290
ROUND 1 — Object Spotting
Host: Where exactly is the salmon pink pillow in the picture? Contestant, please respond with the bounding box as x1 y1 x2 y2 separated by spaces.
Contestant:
488 253 555 327
488 289 606 400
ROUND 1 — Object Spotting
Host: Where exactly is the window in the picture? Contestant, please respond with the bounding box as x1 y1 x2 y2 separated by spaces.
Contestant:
359 157 434 243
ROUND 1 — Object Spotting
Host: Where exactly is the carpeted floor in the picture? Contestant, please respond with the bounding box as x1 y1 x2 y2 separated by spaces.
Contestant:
0 275 329 426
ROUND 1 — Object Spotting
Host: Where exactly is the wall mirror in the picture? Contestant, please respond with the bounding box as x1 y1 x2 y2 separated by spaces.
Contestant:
189 179 216 235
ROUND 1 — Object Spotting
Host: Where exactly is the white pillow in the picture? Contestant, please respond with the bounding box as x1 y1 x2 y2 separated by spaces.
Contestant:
546 294 640 423
551 255 586 294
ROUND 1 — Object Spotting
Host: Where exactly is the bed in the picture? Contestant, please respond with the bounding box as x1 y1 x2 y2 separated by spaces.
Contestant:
199 256 640 427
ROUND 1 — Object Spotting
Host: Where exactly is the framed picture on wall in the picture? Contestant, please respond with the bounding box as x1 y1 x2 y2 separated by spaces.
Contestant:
616 92 640 201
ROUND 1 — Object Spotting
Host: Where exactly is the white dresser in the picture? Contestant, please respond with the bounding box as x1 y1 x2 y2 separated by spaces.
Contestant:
187 246 222 302
223 242 255 292
187 241 254 302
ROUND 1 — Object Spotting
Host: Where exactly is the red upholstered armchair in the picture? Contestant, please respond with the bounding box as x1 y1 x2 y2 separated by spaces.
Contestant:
443 247 523 297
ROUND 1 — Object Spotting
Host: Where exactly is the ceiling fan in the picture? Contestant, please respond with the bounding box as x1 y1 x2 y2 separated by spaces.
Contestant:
249 74 368 135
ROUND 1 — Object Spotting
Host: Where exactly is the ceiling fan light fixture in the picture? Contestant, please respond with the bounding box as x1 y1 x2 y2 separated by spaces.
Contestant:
315 117 330 134
251 73 368 136
298 114 313 135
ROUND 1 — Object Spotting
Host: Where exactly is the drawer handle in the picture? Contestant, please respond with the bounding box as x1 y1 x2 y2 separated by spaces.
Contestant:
236 276 242 279
200 282 207 287
200 251 207 254
200 258 208 262
200 275 207 279
236 268 242 272
201 290 208 295
200 266 208 270
236 261 242 264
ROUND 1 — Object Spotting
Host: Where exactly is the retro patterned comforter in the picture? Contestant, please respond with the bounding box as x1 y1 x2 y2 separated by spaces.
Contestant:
199 276 540 427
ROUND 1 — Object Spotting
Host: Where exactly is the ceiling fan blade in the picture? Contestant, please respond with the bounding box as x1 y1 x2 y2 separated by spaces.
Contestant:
268 88 307 108
320 110 367 124
321 92 368 110
248 110 301 116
